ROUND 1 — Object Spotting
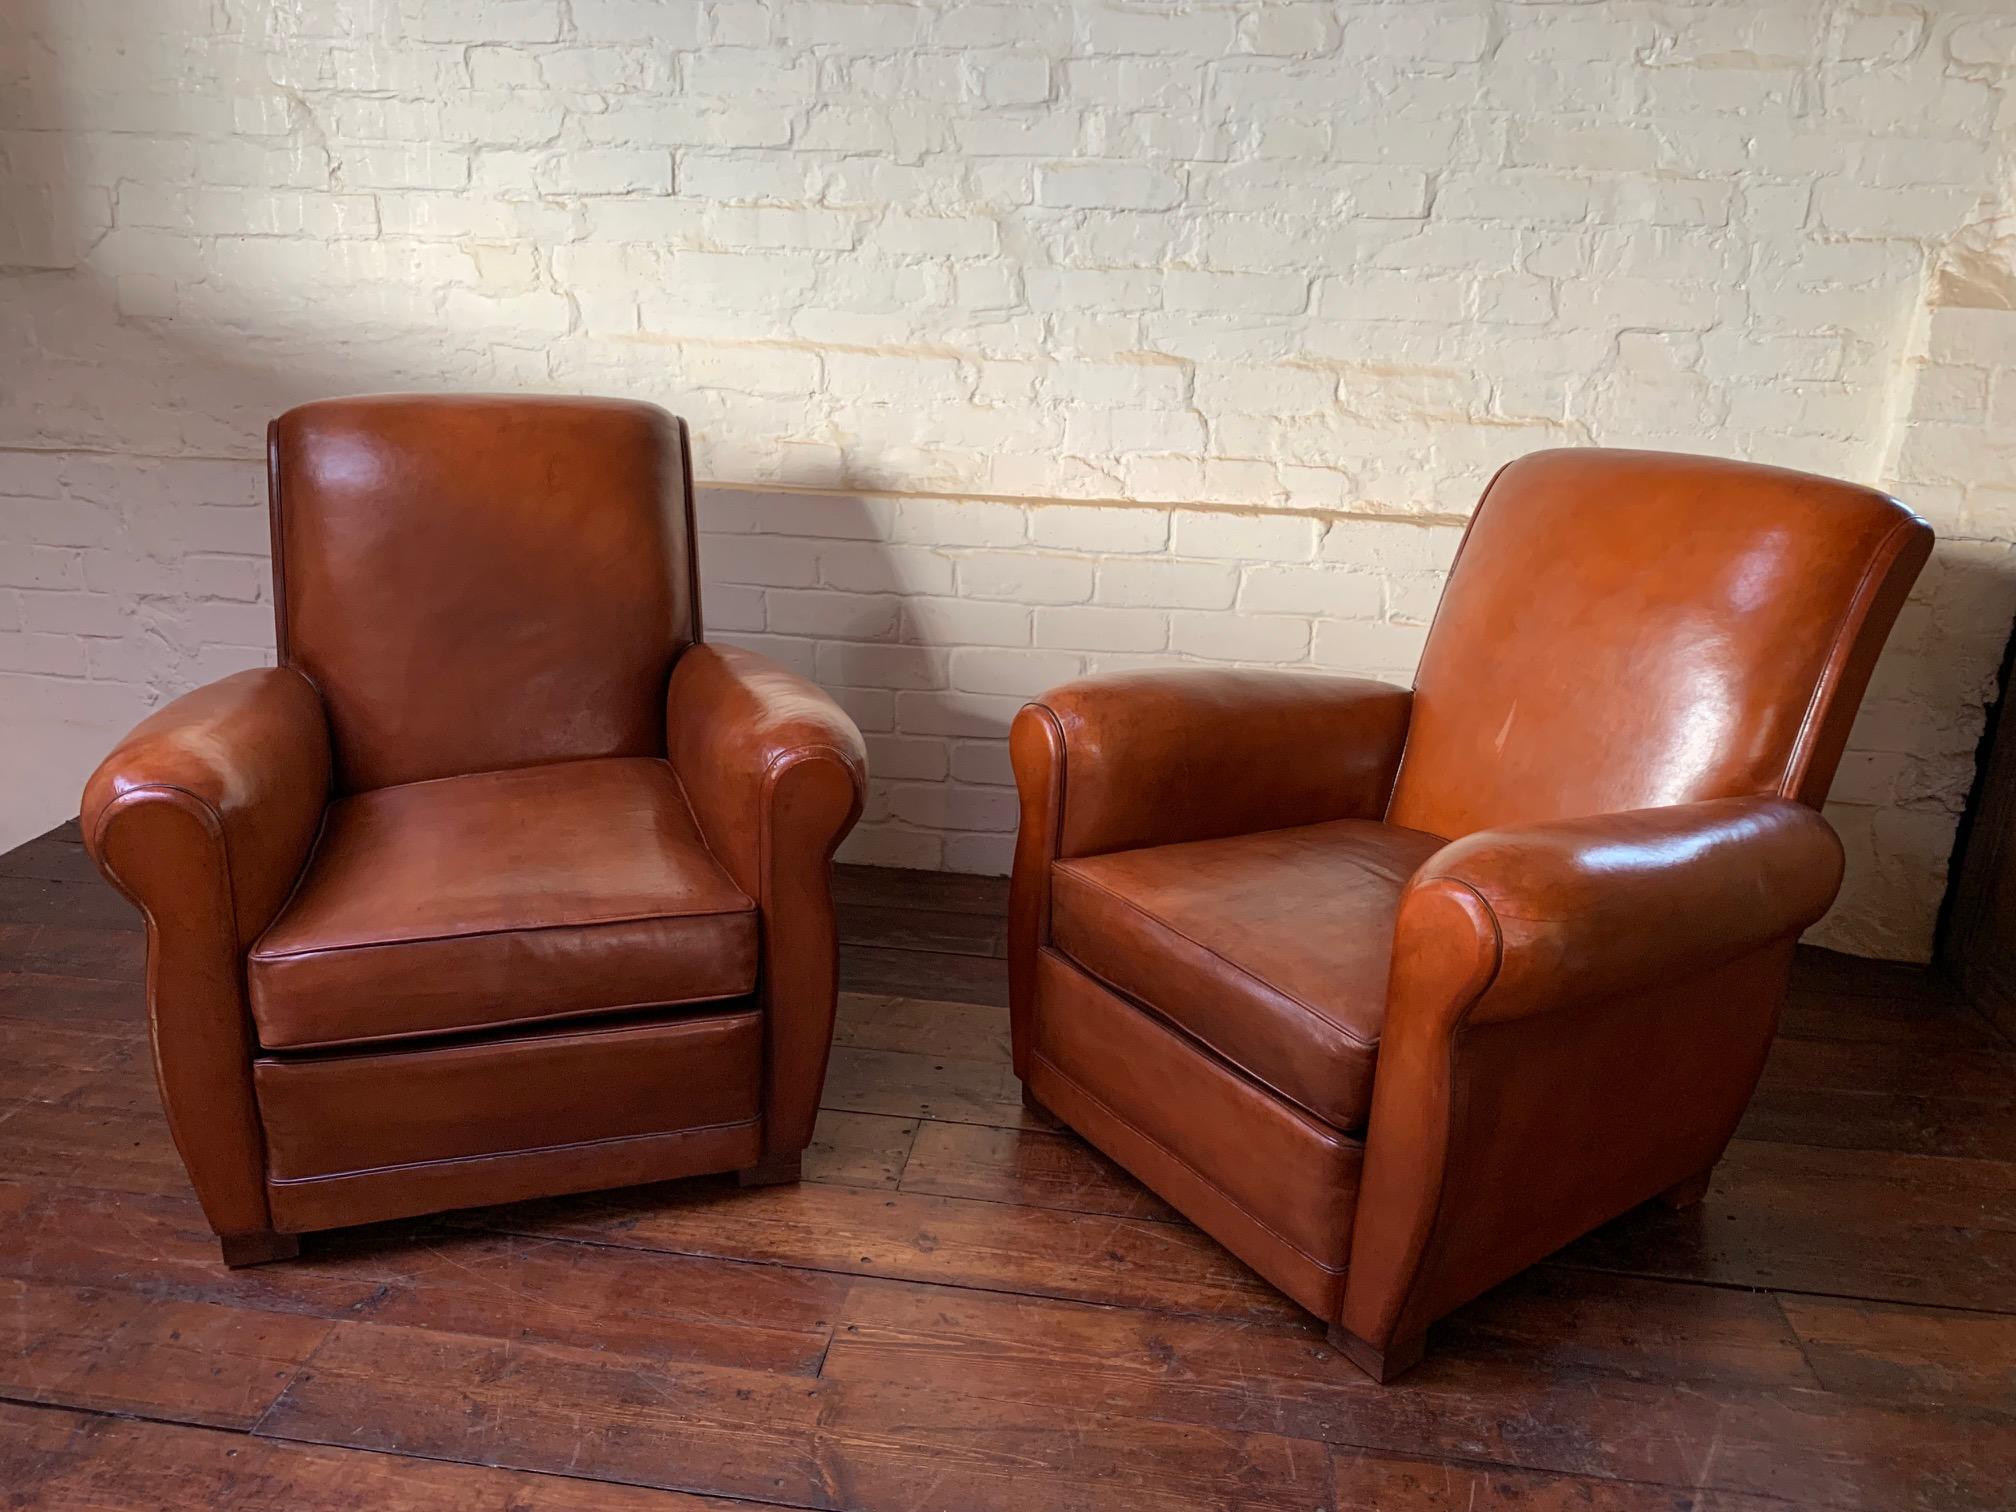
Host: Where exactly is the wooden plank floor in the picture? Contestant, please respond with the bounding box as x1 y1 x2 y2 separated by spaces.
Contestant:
1 820 2013 1509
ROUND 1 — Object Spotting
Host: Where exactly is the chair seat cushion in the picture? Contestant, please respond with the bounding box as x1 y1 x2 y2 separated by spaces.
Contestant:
249 757 757 1051
1049 818 1446 1132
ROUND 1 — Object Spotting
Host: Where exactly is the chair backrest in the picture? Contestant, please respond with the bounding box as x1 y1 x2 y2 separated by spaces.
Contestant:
268 394 700 793
1385 448 1931 841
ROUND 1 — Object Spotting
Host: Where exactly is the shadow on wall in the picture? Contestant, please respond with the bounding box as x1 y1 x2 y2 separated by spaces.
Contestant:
0 0 949 855
0 268 954 861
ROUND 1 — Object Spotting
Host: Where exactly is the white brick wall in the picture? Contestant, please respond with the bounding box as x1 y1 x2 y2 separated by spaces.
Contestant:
3 0 2015 960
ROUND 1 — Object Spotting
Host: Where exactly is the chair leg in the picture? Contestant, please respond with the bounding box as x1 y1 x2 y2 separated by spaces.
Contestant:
1327 1322 1426 1384
218 1230 299 1268
1657 1167 1714 1210
737 1151 802 1188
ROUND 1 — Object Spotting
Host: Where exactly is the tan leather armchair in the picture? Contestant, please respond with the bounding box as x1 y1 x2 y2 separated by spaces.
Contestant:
82 395 866 1266
1009 449 1931 1381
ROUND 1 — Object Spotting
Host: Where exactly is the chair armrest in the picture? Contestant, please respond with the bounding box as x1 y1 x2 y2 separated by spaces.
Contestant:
78 666 330 1242
1340 796 1844 1360
1400 796 1844 1023
667 643 867 1156
1012 669 1413 861
666 644 868 897
1007 668 1411 1079
82 667 332 948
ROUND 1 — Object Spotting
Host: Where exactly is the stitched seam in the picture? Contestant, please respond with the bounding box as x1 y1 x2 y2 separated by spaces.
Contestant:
255 1005 761 1065
762 742 862 778
254 990 758 1055
1032 1052 1351 1277
94 779 249 942
332 752 658 798
266 1116 761 1186
1042 704 1067 933
1033 701 1072 860
657 735 736 876
93 784 280 1230
1379 875 1504 1343
267 419 290 666
678 415 704 645
1053 863 1381 1051
1777 512 1917 800
1057 948 1369 1131
253 898 758 961
756 733 780 1146
1384 459 1501 820
261 783 329 946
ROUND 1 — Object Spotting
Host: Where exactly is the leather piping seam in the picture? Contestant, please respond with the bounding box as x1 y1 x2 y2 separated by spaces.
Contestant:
94 677 329 945
252 999 758 1056
91 782 279 1230
754 738 869 897
649 703 737 886
93 780 248 940
1779 511 1919 802
1052 863 1380 1053
1037 703 1066 944
265 1115 761 1187
1383 459 1502 823
1040 947 1366 1142
264 785 331 950
1025 701 1068 878
677 415 704 645
663 727 733 877
761 742 867 788
252 899 759 961
267 419 290 664
1042 705 1066 913
324 751 671 798
1031 701 1076 861
755 740 864 1151
1382 874 1502 1344
1030 1051 1352 1278
1415 801 1831 1018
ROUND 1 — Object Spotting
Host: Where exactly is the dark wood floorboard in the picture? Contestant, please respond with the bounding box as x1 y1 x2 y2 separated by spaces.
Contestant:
0 821 2011 1510
837 940 1009 1005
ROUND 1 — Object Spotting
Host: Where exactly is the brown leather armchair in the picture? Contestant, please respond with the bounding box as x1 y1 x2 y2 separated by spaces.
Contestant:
1009 449 1931 1381
82 395 866 1266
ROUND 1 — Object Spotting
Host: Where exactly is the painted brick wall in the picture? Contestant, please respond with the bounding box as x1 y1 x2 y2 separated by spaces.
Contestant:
3 1 2015 958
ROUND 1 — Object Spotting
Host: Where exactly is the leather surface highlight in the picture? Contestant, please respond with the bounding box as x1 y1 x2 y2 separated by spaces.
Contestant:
1031 950 1363 1292
1051 819 1445 1130
1388 448 1934 838
255 1009 761 1179
249 757 756 1050
270 394 697 793
1007 447 1933 1375
81 396 865 1247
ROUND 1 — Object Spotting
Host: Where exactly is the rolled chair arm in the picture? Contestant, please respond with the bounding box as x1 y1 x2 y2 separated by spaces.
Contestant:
83 668 332 944
1341 795 1845 1363
1007 668 1412 1077
667 643 867 1155
1013 669 1414 861
79 667 331 1242
1403 795 1844 1024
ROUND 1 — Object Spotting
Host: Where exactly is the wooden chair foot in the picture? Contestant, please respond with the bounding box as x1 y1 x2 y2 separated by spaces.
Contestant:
1021 1081 1045 1113
218 1230 299 1268
737 1152 802 1188
1327 1323 1426 1384
1657 1168 1714 1210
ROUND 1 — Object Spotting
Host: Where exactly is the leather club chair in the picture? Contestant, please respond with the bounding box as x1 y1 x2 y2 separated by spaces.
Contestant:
82 395 867 1267
1008 449 1931 1381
